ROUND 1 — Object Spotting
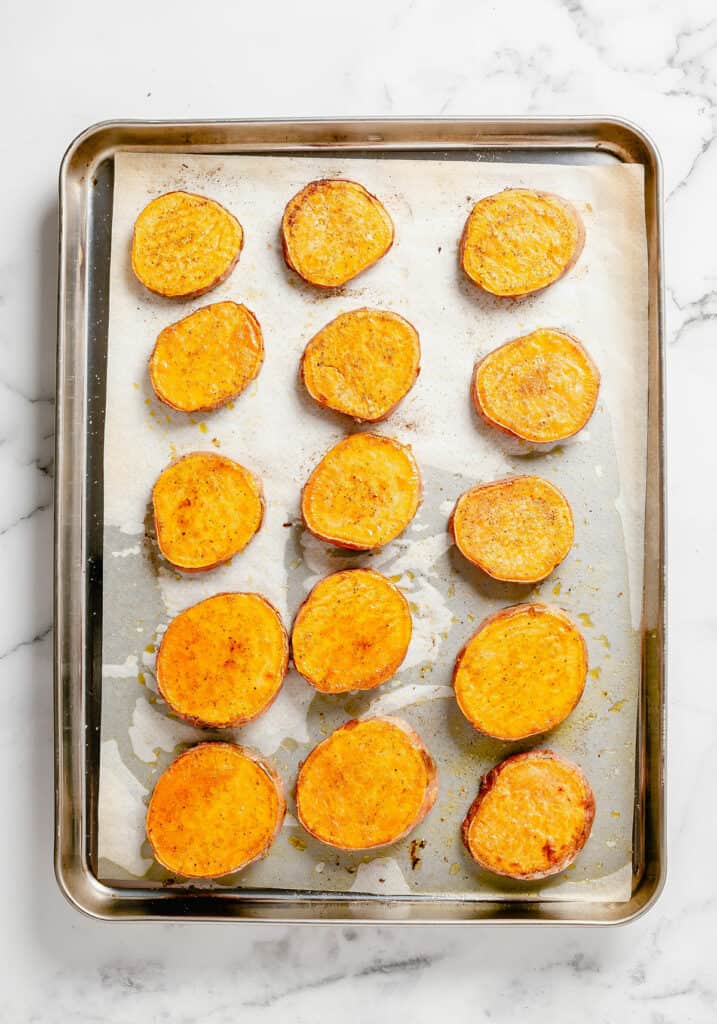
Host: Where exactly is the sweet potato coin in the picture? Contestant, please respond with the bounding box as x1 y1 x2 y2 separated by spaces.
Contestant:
301 433 421 550
453 604 587 740
152 452 263 572
292 569 412 693
149 302 263 413
282 179 394 287
460 189 584 297
462 750 595 879
301 308 420 422
131 191 243 298
473 328 600 443
157 593 288 728
450 475 574 583
296 717 437 850
146 742 285 878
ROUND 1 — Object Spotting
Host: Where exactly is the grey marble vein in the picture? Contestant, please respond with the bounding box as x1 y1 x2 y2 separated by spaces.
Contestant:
243 954 438 1009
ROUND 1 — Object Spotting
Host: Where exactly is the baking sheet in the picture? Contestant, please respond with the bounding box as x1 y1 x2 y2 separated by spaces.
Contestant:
99 152 647 902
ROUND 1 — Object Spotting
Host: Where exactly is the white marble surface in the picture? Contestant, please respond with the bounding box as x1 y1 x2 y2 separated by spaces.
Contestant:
0 0 713 1019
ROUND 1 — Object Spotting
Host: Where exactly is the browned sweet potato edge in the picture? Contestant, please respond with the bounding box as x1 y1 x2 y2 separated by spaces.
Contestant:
461 749 595 880
291 568 413 693
300 308 421 423
459 189 585 299
156 592 289 728
152 451 265 574
281 179 395 289
452 603 588 740
131 190 244 300
149 302 264 414
295 715 438 850
448 475 574 584
146 740 287 879
301 434 422 551
472 329 600 443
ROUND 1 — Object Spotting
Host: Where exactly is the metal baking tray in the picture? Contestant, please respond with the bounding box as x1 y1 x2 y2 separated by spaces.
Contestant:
55 118 665 924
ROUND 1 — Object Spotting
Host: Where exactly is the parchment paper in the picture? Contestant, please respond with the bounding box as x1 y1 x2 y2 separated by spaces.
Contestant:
99 152 647 902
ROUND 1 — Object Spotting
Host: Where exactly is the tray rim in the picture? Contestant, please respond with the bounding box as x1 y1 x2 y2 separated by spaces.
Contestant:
54 115 666 924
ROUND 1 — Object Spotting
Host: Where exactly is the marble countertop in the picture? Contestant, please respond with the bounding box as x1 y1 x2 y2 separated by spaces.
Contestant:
1 0 714 1019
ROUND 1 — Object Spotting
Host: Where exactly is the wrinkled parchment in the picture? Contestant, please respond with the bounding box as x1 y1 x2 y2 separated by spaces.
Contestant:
99 153 647 902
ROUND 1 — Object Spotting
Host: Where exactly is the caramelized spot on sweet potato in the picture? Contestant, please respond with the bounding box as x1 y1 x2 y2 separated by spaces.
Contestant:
462 750 595 879
450 475 573 583
282 179 394 288
150 302 263 413
302 308 420 422
473 328 600 443
292 569 412 693
296 717 437 850
146 742 285 878
460 189 584 297
302 433 421 550
152 452 263 572
131 191 243 298
157 593 288 728
453 604 587 740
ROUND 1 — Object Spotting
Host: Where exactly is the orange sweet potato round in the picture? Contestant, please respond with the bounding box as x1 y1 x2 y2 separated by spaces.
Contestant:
453 604 587 740
292 569 412 693
462 750 595 879
450 475 574 583
301 308 420 422
473 328 600 443
460 189 584 297
146 742 285 878
302 433 421 550
296 717 437 850
156 593 288 728
282 179 394 288
131 191 243 299
149 302 263 413
152 452 263 572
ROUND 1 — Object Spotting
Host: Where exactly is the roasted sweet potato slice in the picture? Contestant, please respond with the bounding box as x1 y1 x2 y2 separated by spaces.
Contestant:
301 308 420 422
473 328 600 443
146 742 285 878
301 433 421 550
131 191 243 299
292 569 412 693
450 475 573 583
462 750 595 879
152 452 263 572
454 604 587 740
296 717 437 850
460 189 584 297
149 302 263 413
282 179 394 287
157 593 288 727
